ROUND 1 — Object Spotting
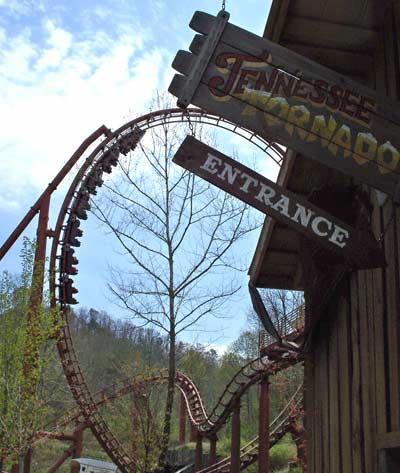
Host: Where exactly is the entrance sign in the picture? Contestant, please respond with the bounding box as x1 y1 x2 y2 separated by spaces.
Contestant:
173 136 384 270
169 11 400 200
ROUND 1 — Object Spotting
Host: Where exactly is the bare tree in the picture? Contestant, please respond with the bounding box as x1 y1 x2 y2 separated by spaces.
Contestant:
92 95 258 469
247 288 304 334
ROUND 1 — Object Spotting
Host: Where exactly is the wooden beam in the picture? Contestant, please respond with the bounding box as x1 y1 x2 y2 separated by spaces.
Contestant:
265 249 299 266
280 41 373 75
256 273 296 290
283 16 377 53
263 0 291 42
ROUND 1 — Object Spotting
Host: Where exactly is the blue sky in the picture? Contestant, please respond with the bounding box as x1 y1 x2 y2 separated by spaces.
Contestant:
0 0 274 352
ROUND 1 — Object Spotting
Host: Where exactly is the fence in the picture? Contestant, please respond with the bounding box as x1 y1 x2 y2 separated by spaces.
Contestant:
258 304 305 351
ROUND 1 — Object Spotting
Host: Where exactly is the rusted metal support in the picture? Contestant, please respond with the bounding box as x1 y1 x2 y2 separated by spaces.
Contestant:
190 422 196 442
230 401 241 473
209 434 218 466
258 376 270 473
72 423 86 458
46 445 74 473
30 196 50 307
195 434 203 472
130 393 137 462
0 125 110 261
23 448 32 473
35 431 76 442
288 417 307 472
23 196 50 399
179 392 187 445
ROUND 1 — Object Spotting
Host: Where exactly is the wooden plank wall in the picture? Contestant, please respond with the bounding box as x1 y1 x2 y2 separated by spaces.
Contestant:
305 3 400 472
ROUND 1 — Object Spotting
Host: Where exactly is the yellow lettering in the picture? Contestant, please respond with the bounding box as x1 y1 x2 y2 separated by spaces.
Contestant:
307 115 337 147
353 132 377 165
263 96 289 127
241 89 271 116
377 141 400 175
285 105 310 139
328 124 352 157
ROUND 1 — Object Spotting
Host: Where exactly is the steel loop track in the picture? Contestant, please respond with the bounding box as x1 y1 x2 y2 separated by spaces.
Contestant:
49 368 302 473
49 108 286 472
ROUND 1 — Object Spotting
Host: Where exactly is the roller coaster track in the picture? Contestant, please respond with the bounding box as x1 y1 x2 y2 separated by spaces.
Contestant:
47 108 287 472
52 360 300 435
197 386 302 473
48 370 302 473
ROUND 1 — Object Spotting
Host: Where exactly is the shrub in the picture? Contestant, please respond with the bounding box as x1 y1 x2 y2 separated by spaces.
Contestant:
269 443 296 471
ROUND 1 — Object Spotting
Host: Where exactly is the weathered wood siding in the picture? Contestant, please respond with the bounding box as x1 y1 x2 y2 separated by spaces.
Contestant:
305 4 400 472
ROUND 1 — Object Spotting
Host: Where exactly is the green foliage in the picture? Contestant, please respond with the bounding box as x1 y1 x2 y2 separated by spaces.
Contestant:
0 298 303 471
269 438 297 471
229 330 259 361
0 238 60 466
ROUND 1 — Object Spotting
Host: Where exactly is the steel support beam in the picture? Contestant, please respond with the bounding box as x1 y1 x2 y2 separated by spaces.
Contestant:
190 423 196 442
179 392 187 445
23 449 32 473
195 434 203 471
209 434 218 466
258 376 270 473
230 401 241 473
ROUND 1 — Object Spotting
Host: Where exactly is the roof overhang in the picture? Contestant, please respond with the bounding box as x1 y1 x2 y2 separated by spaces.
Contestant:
249 0 388 289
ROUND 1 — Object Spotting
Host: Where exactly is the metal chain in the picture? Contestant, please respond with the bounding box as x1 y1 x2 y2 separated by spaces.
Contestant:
185 110 196 136
221 0 226 11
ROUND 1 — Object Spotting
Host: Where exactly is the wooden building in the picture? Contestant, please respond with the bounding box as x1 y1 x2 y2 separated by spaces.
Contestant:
249 1 400 472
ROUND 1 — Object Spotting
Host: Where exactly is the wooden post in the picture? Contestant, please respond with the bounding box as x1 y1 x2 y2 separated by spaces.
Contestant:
179 393 187 445
195 434 203 471
258 376 270 473
230 401 241 473
209 434 218 466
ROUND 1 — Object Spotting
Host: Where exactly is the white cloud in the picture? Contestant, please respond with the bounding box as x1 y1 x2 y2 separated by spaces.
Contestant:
0 16 167 211
35 20 72 72
206 343 228 356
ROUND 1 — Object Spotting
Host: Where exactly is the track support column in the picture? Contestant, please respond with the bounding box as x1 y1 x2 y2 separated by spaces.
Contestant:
72 423 86 458
230 401 241 473
23 449 32 473
258 375 270 473
195 433 203 471
209 434 218 466
190 422 196 442
179 392 186 445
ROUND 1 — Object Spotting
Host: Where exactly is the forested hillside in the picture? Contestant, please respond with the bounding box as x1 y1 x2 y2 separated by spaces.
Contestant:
30 307 302 472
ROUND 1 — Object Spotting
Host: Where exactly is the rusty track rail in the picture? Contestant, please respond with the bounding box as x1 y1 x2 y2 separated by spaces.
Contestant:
46 108 286 472
48 370 302 473
197 385 302 473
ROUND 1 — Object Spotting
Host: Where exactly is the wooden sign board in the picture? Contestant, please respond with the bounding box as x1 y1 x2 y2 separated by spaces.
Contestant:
173 136 384 270
169 10 400 200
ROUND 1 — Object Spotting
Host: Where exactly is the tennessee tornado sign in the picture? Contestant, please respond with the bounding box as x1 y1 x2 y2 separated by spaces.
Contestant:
173 136 384 270
169 10 400 200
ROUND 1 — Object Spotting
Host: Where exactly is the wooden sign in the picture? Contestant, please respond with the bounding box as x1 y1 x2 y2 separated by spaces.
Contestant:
169 10 400 201
173 136 384 270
